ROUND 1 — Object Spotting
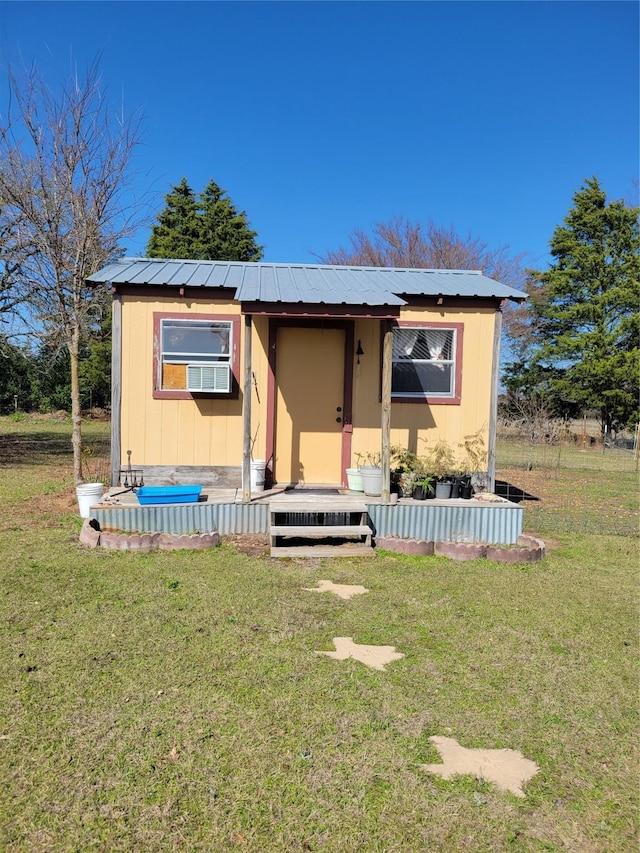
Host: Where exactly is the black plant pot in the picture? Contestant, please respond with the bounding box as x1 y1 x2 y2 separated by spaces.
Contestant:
461 484 473 500
412 485 433 500
451 476 470 499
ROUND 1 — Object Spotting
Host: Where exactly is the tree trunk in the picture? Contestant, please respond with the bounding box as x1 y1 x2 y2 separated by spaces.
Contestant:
69 328 83 484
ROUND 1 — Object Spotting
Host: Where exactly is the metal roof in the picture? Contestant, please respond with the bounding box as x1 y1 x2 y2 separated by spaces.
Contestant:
87 258 527 305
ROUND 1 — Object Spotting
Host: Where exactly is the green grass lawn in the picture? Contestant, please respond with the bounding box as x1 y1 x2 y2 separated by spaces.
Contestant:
0 417 638 852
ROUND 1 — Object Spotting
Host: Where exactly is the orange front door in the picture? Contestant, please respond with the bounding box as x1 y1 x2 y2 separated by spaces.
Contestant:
275 327 345 485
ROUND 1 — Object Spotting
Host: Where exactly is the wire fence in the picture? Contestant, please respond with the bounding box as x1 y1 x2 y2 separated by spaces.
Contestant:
495 428 639 538
78 420 639 539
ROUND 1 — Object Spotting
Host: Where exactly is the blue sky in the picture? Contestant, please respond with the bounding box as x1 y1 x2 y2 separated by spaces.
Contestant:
1 1 637 271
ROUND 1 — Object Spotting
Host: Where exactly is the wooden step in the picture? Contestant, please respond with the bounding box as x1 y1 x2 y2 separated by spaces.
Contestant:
271 524 372 538
270 543 375 558
269 504 375 558
270 501 367 513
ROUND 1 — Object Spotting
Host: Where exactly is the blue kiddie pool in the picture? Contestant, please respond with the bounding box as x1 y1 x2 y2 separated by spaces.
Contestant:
136 485 203 505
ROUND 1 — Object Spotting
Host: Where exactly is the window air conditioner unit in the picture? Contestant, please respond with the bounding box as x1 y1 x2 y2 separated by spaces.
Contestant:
187 363 230 393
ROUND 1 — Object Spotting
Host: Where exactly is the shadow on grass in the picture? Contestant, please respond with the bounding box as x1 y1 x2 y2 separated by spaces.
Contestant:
0 432 74 465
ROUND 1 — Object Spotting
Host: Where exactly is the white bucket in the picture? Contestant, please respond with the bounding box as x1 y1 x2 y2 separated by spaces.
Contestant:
346 468 364 492
360 467 382 497
76 482 104 518
250 460 266 492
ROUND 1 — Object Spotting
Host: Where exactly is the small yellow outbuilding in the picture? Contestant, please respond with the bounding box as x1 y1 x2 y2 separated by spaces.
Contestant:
87 259 526 500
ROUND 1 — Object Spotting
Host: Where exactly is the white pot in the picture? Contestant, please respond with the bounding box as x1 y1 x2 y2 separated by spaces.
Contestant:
360 467 382 496
346 468 364 491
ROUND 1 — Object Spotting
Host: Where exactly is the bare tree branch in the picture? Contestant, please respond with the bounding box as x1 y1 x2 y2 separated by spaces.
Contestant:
321 216 530 365
0 58 147 482
321 216 528 289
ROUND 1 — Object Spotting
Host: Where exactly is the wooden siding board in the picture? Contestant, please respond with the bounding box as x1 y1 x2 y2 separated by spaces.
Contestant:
119 295 497 480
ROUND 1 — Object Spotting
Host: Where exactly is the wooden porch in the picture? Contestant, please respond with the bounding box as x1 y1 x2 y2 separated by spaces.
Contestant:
91 485 524 554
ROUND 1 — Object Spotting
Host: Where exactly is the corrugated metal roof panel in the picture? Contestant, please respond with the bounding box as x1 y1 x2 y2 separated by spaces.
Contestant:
165 261 206 286
87 258 527 303
131 260 174 285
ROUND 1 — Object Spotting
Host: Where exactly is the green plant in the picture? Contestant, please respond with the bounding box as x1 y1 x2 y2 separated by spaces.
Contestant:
390 446 427 496
390 446 421 473
459 429 487 475
412 474 435 497
421 438 457 480
79 440 111 484
355 450 381 468
415 474 435 490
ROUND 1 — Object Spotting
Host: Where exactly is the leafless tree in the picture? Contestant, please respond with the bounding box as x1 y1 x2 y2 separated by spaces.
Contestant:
0 59 146 482
321 216 528 288
321 216 530 362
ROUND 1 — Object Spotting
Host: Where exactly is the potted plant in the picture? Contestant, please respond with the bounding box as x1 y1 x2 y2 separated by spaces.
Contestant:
412 474 435 500
423 439 457 499
458 430 487 498
390 446 420 498
357 451 383 496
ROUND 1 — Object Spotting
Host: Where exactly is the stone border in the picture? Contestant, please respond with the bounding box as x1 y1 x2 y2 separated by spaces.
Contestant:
375 537 434 556
376 534 545 562
434 541 488 561
79 518 220 551
487 534 546 563
81 521 542 560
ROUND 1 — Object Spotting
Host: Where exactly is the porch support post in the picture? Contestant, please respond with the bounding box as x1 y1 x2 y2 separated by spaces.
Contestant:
110 291 122 487
381 320 393 504
487 306 503 493
242 313 253 503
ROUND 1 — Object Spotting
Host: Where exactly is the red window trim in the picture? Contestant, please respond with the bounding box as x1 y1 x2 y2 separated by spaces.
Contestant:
152 311 241 400
390 320 464 405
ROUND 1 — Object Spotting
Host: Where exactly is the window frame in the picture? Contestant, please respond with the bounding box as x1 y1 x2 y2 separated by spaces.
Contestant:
390 321 463 405
152 312 240 400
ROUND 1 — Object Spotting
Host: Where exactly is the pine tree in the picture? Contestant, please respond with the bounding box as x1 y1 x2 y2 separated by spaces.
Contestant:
197 179 263 261
146 178 263 261
529 177 640 434
146 178 201 259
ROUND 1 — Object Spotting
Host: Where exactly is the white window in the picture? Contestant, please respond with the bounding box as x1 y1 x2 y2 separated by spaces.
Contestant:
392 327 457 398
160 319 232 392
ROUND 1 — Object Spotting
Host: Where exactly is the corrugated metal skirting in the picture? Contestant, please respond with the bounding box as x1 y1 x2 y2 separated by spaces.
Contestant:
93 502 270 535
92 500 522 544
368 502 523 545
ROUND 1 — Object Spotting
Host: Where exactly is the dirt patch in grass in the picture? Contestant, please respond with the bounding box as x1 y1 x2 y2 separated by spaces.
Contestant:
30 486 79 515
0 483 80 530
223 533 271 556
